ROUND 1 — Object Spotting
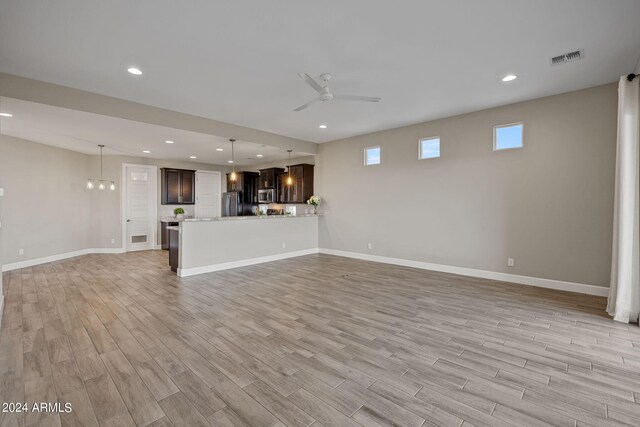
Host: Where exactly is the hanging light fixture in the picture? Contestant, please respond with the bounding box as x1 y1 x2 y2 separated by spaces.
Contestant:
286 149 293 185
87 144 115 191
229 139 237 182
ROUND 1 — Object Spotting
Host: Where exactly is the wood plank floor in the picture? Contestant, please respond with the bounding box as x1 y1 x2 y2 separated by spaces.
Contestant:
1 251 640 427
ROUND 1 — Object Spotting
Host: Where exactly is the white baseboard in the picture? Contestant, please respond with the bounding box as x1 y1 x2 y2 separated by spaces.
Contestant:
1 247 125 272
0 245 609 297
318 248 609 297
178 248 319 277
91 248 126 254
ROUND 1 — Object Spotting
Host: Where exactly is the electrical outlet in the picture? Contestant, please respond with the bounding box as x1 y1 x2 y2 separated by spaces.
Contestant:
111 238 115 244
507 258 515 267
282 242 286 248
367 243 373 250
19 248 24 256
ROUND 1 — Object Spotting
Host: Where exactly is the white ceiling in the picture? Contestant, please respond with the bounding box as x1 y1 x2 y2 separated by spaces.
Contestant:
0 97 309 166
1 0 639 143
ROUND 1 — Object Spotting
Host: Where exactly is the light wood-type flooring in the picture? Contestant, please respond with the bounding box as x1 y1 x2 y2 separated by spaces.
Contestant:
1 251 640 427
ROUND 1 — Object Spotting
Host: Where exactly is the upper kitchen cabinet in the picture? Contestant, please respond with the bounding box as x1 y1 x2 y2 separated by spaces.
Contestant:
226 171 259 203
258 167 285 189
161 168 196 204
226 171 244 192
277 164 314 203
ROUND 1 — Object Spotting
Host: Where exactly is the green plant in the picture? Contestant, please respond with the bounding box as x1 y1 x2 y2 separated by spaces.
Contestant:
174 207 185 216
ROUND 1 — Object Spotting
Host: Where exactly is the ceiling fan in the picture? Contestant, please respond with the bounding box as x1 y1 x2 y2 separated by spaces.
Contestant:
294 73 381 112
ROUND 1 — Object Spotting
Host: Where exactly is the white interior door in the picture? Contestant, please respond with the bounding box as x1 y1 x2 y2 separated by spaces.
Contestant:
195 171 221 218
124 165 157 252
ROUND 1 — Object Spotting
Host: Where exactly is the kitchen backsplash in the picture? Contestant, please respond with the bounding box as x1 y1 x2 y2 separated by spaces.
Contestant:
159 205 196 218
160 203 312 219
259 203 315 216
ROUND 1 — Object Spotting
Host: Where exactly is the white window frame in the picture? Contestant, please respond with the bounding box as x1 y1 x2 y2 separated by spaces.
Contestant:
364 146 381 166
493 122 524 151
418 136 441 160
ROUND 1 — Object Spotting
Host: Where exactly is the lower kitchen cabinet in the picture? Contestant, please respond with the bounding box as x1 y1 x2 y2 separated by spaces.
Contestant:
161 221 179 250
168 227 179 272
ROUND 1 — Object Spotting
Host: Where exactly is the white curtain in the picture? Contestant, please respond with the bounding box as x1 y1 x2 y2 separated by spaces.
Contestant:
607 75 640 323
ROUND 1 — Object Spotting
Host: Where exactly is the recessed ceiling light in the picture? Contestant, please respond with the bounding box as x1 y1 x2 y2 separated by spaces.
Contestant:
256 154 263 158
0 112 13 117
165 140 174 144
501 74 517 82
216 148 224 152
319 124 327 129
227 160 234 164
142 150 151 154
128 67 143 75
190 156 197 159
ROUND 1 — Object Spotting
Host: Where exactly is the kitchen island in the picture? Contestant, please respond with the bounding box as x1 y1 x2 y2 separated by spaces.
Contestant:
170 214 319 277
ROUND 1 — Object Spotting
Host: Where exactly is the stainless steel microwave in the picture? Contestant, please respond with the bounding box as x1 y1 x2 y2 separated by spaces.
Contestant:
258 188 276 204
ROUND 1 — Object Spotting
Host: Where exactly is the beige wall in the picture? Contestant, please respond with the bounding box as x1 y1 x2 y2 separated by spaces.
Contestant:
0 134 92 264
0 176 5 310
316 83 618 287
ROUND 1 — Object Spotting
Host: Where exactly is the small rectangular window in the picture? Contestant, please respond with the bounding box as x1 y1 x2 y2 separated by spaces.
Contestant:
419 137 440 159
494 123 523 150
365 146 381 166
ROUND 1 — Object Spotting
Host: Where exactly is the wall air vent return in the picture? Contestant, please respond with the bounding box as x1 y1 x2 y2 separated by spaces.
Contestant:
550 49 584 66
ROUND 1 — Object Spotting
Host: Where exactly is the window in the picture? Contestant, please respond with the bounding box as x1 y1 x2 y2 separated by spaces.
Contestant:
365 146 381 166
419 137 440 159
494 123 523 150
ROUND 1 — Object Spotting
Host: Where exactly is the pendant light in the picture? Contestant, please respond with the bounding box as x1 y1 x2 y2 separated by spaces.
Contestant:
87 144 115 191
286 149 293 186
229 139 237 182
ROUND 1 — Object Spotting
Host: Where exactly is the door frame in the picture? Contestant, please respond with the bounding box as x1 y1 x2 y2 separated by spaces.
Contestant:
121 163 158 252
195 170 223 218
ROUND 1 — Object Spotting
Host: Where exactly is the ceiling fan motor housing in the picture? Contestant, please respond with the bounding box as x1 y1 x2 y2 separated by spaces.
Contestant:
320 91 334 101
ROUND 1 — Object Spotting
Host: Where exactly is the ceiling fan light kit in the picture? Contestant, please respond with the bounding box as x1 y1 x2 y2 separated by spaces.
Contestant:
294 73 381 111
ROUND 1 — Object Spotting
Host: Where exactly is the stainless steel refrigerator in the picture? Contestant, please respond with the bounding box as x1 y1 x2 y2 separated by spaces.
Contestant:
222 191 242 217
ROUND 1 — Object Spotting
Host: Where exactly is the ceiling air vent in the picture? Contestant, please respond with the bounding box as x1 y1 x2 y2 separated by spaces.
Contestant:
550 49 584 66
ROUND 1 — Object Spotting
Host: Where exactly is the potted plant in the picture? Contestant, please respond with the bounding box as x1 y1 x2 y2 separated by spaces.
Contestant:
174 207 185 219
306 195 321 214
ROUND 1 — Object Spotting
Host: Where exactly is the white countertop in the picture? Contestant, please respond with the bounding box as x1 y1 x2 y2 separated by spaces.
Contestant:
161 213 320 223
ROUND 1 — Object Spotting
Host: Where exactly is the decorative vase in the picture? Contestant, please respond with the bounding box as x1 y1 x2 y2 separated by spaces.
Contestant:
313 206 318 214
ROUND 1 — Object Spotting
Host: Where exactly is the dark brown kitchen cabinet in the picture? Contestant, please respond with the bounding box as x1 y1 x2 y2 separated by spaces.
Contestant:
160 221 179 250
161 168 196 204
226 171 259 204
258 167 284 189
168 227 179 272
277 164 314 204
226 171 243 192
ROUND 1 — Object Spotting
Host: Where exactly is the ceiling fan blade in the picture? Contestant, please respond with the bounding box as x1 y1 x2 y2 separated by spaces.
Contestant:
298 73 324 94
334 94 382 102
293 97 320 112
